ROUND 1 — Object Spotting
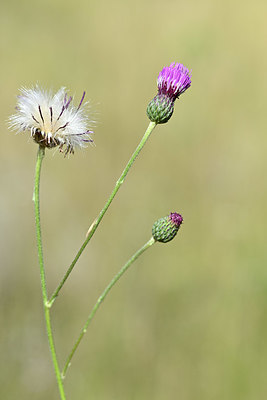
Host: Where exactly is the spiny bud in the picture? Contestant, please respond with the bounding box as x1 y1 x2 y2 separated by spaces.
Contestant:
152 212 183 243
146 94 174 124
147 62 191 124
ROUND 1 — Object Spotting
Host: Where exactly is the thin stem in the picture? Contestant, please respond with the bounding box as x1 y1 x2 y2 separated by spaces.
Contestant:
34 146 66 400
62 237 156 378
49 121 157 305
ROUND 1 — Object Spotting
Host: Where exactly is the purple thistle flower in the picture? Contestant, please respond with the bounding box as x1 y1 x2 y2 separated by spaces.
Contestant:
147 62 191 124
169 212 183 227
157 63 191 101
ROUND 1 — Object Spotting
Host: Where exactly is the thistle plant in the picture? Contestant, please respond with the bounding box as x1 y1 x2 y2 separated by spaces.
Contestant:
9 62 191 399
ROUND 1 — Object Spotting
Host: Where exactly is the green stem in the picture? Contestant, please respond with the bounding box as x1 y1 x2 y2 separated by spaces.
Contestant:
49 121 157 306
34 146 66 399
62 237 156 378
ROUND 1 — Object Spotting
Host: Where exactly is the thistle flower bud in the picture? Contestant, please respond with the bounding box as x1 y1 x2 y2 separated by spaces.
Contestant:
147 62 191 124
152 212 183 243
146 94 174 124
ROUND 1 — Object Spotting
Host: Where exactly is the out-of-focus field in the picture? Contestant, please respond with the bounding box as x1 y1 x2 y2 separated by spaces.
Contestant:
0 0 266 399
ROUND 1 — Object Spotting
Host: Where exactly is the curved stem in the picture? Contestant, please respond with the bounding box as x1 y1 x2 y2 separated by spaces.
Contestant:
34 146 66 399
49 121 157 305
62 237 156 378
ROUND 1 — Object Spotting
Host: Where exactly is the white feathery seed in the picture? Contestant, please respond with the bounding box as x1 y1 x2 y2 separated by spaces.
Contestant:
9 85 94 155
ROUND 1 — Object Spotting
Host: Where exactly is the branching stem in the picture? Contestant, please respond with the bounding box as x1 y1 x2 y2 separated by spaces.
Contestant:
49 121 157 305
62 237 156 378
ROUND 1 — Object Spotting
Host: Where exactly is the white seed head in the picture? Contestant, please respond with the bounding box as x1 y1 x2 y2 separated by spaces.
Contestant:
9 85 94 155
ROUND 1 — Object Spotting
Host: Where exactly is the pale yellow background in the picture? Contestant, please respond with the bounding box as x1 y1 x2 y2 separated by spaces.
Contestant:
0 0 266 399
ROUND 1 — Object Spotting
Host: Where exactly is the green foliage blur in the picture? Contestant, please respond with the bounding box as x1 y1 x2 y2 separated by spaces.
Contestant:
1 0 267 399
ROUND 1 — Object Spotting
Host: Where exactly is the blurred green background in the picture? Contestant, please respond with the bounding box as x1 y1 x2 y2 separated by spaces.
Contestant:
1 0 267 399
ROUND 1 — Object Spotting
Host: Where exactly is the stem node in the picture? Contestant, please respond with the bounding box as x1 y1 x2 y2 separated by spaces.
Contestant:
45 300 52 309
